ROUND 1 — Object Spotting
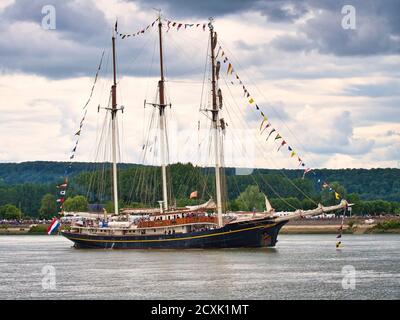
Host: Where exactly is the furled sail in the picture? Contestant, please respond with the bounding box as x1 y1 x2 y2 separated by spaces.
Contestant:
185 199 216 210
218 88 223 109
264 193 273 212
212 32 217 50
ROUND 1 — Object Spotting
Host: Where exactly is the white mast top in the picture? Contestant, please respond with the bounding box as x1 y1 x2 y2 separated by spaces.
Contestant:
157 13 169 212
110 27 121 215
209 19 224 228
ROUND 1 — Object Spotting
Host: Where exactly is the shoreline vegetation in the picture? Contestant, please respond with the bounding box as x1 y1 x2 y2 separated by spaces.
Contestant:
1 162 400 219
1 162 399 237
1 218 399 235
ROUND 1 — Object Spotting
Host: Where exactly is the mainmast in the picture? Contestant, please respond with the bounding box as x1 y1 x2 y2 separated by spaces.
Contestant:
157 14 169 212
209 19 223 227
111 29 119 215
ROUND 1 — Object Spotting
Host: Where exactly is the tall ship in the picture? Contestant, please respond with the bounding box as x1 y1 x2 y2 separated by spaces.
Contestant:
60 14 348 249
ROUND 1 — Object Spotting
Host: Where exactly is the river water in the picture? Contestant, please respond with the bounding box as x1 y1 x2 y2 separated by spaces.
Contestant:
0 234 398 300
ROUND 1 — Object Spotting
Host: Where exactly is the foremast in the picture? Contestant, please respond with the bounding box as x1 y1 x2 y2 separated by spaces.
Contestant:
157 14 169 212
110 29 121 215
209 19 223 228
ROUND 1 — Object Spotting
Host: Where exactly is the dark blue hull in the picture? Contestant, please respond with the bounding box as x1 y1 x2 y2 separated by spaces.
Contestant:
61 218 287 249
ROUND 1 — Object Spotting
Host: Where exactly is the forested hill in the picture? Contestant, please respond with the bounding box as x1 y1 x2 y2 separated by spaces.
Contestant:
0 162 399 202
1 161 399 217
0 161 136 184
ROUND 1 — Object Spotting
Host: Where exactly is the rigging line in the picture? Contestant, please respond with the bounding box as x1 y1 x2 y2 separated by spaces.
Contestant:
141 105 156 163
162 23 207 46
141 94 155 163
189 123 215 200
139 34 157 165
166 80 205 84
220 73 317 206
80 55 108 195
130 108 156 202
220 72 317 205
162 23 208 57
97 113 110 202
67 50 106 166
97 49 111 108
144 35 158 101
132 30 157 65
164 30 206 76
86 110 109 201
217 39 321 170
90 57 109 163
200 37 210 111
223 100 297 210
219 69 297 170
116 112 122 164
163 111 171 164
107 117 114 202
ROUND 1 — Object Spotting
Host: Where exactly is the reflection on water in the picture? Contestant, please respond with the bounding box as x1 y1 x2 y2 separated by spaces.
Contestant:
0 234 399 299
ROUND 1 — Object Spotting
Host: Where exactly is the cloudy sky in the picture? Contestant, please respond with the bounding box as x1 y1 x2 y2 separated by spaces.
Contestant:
0 0 399 169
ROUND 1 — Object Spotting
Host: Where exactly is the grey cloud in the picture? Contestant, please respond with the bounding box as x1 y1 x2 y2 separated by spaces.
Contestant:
256 1 308 23
386 130 400 137
1 0 400 81
132 0 309 22
354 100 400 125
303 110 375 155
135 0 400 58
3 0 109 44
342 82 400 98
0 0 209 79
271 0 400 56
244 100 291 125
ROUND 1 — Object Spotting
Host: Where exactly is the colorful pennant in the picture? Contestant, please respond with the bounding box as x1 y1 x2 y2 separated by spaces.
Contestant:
117 19 158 39
163 19 207 33
217 42 310 172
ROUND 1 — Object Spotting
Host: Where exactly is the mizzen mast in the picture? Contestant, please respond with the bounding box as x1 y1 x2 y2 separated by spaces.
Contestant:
209 19 223 227
111 28 120 214
157 13 169 212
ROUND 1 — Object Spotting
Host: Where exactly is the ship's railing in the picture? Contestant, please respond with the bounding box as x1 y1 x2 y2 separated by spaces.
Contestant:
137 216 217 228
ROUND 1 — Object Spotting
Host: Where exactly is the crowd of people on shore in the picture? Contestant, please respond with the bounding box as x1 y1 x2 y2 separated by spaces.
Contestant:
0 219 52 226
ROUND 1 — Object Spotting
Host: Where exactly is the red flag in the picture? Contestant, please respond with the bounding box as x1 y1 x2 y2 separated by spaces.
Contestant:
189 191 198 199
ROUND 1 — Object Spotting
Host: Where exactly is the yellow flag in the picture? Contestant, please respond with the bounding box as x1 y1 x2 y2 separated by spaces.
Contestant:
335 192 340 200
259 116 268 131
290 151 296 158
249 98 254 104
227 63 233 74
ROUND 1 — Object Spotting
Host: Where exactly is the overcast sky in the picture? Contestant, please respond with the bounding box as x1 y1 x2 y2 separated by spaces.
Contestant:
0 0 399 169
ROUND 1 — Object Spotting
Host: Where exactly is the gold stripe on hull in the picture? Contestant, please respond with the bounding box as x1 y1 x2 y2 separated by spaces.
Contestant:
63 223 277 243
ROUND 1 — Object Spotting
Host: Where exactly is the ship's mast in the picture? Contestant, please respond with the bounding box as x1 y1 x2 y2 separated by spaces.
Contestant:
111 30 119 215
157 14 169 211
209 19 223 227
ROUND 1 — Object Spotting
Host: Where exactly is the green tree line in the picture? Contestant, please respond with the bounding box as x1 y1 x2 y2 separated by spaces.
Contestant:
0 162 399 217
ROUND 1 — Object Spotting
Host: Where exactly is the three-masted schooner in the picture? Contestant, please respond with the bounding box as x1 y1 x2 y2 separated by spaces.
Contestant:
61 16 348 249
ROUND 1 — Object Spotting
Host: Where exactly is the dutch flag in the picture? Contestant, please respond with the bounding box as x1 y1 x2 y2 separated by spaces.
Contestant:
47 218 61 235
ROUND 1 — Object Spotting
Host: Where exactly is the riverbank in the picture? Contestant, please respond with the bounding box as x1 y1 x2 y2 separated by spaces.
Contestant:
282 217 400 234
0 224 49 235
